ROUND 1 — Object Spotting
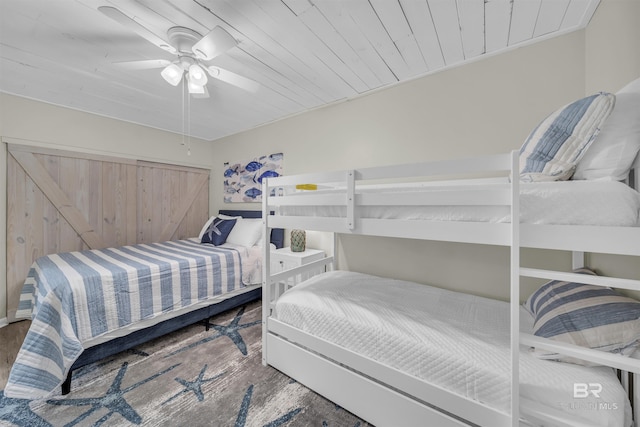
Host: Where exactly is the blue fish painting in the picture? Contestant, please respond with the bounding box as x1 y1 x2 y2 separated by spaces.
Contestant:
244 188 262 199
245 161 262 172
240 173 256 184
224 153 283 203
257 170 280 183
224 165 239 177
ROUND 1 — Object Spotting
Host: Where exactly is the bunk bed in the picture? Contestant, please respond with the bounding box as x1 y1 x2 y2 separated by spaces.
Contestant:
261 87 640 427
4 210 283 399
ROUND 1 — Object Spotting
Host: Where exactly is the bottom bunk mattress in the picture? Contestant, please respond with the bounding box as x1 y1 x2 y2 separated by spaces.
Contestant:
272 270 631 427
6 238 260 399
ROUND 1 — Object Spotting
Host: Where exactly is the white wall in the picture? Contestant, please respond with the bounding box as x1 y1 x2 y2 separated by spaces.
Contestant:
0 94 214 320
585 0 640 93
211 0 640 301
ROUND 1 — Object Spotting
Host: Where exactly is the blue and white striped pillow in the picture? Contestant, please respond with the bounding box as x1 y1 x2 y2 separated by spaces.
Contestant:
525 268 640 364
519 92 616 182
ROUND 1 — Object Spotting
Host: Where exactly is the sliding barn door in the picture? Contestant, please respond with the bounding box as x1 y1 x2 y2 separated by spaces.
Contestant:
136 161 210 243
6 145 209 322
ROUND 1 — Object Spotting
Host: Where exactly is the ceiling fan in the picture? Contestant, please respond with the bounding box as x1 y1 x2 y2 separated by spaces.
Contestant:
99 6 259 98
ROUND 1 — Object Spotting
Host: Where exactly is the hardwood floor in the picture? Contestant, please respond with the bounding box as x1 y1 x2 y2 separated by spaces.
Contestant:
0 320 30 389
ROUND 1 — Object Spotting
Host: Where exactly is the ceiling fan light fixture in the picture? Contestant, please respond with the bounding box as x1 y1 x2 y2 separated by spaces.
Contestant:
187 79 205 94
188 64 208 86
187 76 209 98
161 63 184 86
192 85 210 99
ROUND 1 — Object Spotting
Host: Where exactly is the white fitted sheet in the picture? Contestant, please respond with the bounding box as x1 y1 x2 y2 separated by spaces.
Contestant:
273 271 632 427
281 179 640 226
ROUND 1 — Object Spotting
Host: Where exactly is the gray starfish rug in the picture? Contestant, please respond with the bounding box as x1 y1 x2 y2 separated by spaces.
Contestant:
0 300 371 426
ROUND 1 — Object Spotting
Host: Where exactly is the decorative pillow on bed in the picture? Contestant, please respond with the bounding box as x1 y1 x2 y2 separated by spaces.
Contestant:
200 217 237 245
519 92 616 182
226 218 263 247
525 267 640 364
198 216 216 240
198 214 241 240
573 78 640 181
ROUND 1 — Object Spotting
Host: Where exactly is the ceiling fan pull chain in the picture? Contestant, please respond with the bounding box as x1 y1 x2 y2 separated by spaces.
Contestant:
187 91 192 156
182 78 186 150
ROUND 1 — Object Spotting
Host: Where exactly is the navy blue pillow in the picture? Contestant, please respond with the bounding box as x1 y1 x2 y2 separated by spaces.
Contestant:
201 218 236 246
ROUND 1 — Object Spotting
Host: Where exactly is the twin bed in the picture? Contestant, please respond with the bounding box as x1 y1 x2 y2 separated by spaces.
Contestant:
4 210 283 398
261 84 640 426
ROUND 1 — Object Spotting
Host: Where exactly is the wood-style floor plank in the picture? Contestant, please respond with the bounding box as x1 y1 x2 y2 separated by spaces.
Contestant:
0 321 30 389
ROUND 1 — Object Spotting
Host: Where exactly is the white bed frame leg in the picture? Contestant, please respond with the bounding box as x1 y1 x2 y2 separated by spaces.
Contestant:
262 180 271 367
332 232 338 271
510 150 520 427
634 373 639 427
572 251 585 269
620 371 638 427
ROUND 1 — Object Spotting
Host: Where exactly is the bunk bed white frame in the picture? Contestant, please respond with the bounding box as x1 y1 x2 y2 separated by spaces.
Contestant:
261 150 640 427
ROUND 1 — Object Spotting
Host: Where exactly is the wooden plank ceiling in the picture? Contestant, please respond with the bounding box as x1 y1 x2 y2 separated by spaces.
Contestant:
0 0 600 141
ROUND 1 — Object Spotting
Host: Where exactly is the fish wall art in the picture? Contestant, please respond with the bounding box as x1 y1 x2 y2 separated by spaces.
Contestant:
223 153 283 203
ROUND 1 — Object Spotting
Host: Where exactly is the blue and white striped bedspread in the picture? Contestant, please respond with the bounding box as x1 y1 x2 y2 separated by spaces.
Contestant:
4 238 243 399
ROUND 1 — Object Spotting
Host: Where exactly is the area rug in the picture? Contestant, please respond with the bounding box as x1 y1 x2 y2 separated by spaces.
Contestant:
0 300 371 426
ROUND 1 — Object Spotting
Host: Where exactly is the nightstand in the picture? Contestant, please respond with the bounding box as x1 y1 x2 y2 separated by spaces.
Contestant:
270 247 325 300
270 247 325 273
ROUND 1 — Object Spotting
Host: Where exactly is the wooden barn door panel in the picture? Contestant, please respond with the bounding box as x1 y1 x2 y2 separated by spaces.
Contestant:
6 145 209 322
102 161 138 248
137 161 209 244
179 170 210 238
11 150 106 249
7 153 31 323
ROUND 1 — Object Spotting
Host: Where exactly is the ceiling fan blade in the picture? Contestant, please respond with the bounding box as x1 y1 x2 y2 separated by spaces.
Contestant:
113 59 171 70
192 26 237 61
207 67 260 93
98 6 177 54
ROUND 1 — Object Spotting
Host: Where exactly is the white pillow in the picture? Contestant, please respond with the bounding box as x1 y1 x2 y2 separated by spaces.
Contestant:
620 77 640 94
218 213 242 220
573 78 640 181
226 218 263 247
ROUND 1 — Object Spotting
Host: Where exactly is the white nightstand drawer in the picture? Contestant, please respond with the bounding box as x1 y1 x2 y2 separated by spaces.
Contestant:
270 247 325 273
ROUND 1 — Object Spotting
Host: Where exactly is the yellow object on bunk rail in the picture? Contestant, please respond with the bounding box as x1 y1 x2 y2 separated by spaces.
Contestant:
296 184 318 190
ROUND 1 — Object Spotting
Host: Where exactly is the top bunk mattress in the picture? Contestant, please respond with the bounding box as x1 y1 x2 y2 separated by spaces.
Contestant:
279 179 640 226
273 270 631 427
